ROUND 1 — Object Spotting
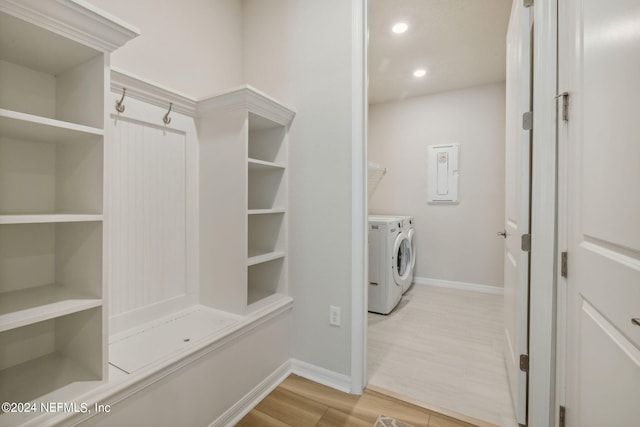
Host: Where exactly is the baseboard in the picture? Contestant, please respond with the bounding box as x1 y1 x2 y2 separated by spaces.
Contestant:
413 277 504 295
211 358 352 426
212 359 293 427
290 359 352 393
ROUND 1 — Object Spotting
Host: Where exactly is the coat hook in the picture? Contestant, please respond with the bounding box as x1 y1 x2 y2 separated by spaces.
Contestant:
163 102 173 125
115 88 126 113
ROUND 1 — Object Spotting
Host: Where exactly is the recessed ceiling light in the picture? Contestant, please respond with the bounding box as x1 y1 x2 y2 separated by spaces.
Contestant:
392 22 408 34
413 69 427 78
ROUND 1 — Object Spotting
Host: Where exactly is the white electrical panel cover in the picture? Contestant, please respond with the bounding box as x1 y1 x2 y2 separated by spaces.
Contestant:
427 144 460 204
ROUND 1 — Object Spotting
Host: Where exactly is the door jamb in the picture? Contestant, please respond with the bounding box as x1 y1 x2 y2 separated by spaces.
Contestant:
528 0 559 425
350 0 368 394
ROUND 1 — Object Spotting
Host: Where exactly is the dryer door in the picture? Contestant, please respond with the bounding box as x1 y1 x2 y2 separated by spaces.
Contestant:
407 228 416 271
393 232 412 289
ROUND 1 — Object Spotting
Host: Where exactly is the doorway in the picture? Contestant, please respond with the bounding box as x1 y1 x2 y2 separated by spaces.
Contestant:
364 1 517 425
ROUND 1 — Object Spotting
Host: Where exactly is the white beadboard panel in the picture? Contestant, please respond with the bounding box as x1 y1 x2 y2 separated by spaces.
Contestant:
108 116 187 320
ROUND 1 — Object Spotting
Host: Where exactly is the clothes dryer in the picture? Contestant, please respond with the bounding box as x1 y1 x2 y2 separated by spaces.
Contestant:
368 216 409 314
369 215 415 294
399 216 415 293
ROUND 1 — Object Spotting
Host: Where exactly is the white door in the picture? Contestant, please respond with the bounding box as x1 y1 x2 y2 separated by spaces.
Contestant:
561 0 640 426
503 0 531 424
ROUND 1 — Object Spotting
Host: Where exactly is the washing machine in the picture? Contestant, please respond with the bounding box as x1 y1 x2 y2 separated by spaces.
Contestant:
368 216 411 314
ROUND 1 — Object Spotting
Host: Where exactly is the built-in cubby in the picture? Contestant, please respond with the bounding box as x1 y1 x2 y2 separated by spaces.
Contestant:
248 212 285 262
247 257 286 306
247 167 285 210
0 222 103 331
199 86 294 314
0 307 103 404
0 12 105 129
247 113 287 164
0 1 137 418
0 136 103 215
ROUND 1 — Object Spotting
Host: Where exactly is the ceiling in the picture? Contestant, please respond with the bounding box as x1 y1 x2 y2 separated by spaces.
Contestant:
368 0 512 104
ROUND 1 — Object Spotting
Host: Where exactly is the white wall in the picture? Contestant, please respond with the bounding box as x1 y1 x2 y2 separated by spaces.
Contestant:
243 0 355 376
86 0 244 97
369 83 506 287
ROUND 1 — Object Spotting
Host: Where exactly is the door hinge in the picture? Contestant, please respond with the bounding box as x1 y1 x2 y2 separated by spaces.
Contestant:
519 354 529 372
561 251 568 278
556 92 569 121
524 0 534 7
521 233 531 252
522 111 533 130
559 405 566 427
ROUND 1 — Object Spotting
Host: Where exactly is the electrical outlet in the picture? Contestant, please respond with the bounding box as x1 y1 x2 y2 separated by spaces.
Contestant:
329 305 341 326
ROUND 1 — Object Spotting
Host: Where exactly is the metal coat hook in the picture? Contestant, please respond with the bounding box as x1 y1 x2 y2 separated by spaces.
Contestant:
163 102 173 125
115 88 126 113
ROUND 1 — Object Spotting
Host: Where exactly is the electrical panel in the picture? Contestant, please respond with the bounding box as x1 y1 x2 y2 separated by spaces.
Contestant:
427 144 460 204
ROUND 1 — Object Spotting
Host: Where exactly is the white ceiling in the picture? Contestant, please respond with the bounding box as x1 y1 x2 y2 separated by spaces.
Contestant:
368 0 512 104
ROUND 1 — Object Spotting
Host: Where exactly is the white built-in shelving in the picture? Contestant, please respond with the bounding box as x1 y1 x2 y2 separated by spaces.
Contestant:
198 86 294 314
0 0 138 412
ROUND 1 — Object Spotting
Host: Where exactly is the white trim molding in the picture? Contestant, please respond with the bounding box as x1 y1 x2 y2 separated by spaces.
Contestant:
213 360 293 427
529 0 559 425
290 359 352 394
0 0 140 52
350 0 368 396
413 277 504 295
197 85 295 126
111 68 198 117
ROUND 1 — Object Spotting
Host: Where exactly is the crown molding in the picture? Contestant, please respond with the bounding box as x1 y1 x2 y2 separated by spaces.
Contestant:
111 68 198 117
197 85 296 126
0 0 139 52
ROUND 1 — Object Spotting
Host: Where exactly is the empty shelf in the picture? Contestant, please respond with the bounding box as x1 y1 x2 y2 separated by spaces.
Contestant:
0 109 103 144
248 158 285 170
0 284 101 332
247 209 285 215
0 214 103 224
0 353 100 404
247 250 285 266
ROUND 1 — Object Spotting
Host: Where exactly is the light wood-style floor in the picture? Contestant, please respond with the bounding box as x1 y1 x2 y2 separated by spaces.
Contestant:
236 374 476 426
367 285 517 427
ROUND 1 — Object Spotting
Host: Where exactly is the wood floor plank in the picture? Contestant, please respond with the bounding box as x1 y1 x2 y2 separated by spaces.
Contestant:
428 415 471 427
279 375 430 427
235 408 291 427
367 385 487 427
316 408 372 427
236 374 488 427
355 392 430 427
253 387 327 427
279 374 362 406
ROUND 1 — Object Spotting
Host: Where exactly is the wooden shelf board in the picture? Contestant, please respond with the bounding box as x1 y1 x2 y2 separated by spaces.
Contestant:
248 158 286 170
247 208 286 215
0 109 103 143
0 284 101 333
0 352 100 406
247 250 285 266
0 214 103 225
